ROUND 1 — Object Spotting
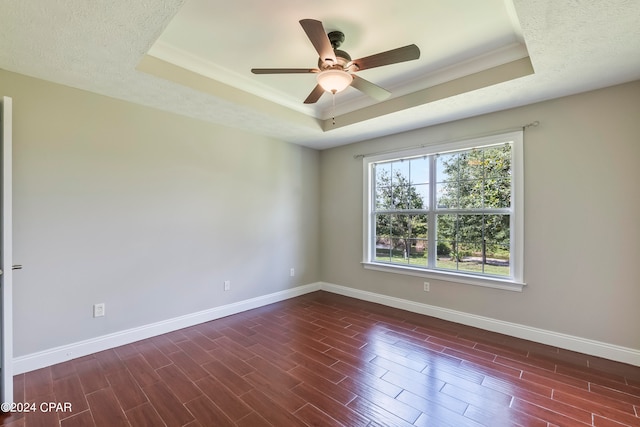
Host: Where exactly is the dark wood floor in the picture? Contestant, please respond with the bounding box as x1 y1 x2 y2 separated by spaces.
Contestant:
2 291 639 427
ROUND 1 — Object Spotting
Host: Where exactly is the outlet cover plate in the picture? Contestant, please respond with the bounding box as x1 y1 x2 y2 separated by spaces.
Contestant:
93 303 105 317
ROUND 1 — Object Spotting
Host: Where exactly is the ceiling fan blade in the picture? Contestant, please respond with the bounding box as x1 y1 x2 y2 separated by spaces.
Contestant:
299 19 337 65
303 84 325 104
251 68 318 74
351 44 420 72
350 75 391 101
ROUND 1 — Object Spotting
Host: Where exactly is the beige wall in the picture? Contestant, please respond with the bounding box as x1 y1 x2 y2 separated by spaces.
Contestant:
3 65 639 360
1 69 320 357
319 80 640 350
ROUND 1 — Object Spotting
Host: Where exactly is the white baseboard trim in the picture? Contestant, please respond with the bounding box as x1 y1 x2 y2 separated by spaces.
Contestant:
13 283 321 375
14 281 640 374
319 282 640 367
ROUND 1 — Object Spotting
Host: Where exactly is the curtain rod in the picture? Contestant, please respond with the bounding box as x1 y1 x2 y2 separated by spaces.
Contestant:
353 121 540 160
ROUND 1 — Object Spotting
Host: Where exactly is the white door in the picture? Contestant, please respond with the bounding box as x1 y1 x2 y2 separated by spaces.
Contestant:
0 96 13 406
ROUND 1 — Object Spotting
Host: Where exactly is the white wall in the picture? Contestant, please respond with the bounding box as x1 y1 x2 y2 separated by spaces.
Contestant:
1 69 320 357
319 80 640 351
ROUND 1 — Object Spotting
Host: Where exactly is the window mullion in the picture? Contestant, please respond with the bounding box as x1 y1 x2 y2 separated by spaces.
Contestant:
427 155 437 268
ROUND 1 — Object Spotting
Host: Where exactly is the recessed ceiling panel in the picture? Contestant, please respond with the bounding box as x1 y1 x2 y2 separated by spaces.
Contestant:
146 0 529 119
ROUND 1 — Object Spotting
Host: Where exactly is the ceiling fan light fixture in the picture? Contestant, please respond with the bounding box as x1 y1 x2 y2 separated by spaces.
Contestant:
317 69 352 94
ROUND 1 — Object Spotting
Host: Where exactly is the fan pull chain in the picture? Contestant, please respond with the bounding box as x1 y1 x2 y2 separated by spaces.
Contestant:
331 90 336 125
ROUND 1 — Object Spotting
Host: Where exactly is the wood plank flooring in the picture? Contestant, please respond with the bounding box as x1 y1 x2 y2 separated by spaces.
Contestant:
2 291 639 426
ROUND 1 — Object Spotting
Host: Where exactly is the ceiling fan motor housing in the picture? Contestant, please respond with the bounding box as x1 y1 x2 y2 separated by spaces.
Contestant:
319 50 351 70
317 30 351 70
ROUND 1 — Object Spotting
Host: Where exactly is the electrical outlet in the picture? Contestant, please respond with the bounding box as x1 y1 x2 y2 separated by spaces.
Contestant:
93 303 105 317
290 268 295 277
423 282 430 292
224 280 231 291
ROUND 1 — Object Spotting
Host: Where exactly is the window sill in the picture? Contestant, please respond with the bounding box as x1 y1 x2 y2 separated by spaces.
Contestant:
361 262 525 292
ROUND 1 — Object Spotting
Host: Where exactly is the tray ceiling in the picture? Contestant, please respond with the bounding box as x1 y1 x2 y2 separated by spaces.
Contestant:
1 0 639 149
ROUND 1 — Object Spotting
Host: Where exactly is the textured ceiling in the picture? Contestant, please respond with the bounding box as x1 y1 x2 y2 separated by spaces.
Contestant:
1 0 639 150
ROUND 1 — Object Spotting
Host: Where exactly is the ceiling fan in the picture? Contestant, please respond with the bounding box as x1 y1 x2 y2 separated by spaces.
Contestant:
251 19 420 104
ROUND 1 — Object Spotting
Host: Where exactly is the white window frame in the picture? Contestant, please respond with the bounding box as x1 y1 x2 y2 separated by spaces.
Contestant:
362 131 525 291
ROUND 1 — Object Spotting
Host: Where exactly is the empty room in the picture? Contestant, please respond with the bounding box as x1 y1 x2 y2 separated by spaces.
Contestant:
0 0 639 426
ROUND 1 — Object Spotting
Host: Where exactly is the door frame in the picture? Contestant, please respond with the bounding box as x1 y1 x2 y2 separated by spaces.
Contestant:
1 96 13 406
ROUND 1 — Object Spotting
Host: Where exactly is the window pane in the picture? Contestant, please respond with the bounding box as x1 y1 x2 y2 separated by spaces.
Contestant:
374 163 392 210
484 215 511 275
435 244 456 270
484 178 511 208
436 182 458 208
391 214 408 237
408 239 428 266
410 157 429 184
375 213 391 264
484 243 510 276
436 153 458 183
393 185 409 209
436 214 474 273
458 214 483 244
457 242 483 273
436 214 457 242
412 214 429 238
408 185 426 210
458 179 483 209
437 151 468 209
413 184 429 209
375 163 391 186
485 214 510 246
391 160 410 187
375 214 430 267
375 185 392 210
391 238 407 262
484 145 511 178
375 213 391 237
436 146 514 211
459 149 484 181
436 239 453 257
375 239 391 262
435 214 455 271
434 213 511 276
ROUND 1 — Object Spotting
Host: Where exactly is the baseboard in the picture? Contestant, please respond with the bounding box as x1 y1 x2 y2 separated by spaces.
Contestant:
14 281 640 374
13 283 321 375
319 282 640 367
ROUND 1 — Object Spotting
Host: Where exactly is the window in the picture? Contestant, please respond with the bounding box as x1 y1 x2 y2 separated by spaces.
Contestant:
363 131 524 290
